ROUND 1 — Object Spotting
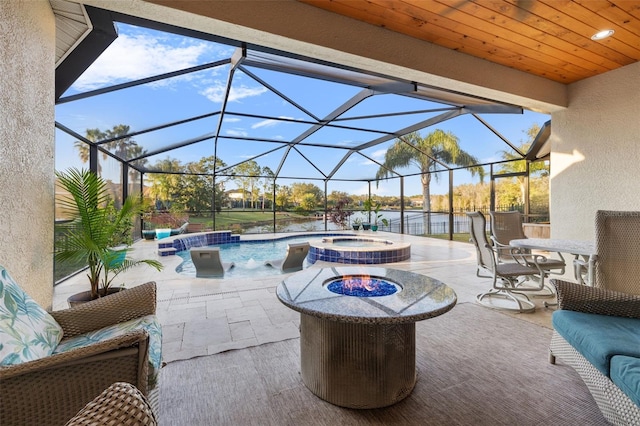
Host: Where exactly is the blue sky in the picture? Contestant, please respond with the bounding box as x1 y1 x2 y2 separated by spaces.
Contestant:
55 23 549 197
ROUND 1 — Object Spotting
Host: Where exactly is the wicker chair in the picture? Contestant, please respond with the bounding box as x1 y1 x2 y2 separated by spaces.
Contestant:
467 211 550 313
549 211 640 425
66 382 157 426
549 280 640 425
0 279 161 426
590 210 640 294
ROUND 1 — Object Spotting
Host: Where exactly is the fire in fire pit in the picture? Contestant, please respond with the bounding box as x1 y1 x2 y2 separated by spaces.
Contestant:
325 275 399 297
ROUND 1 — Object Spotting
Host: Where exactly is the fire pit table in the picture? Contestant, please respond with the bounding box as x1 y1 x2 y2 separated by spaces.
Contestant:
276 266 457 409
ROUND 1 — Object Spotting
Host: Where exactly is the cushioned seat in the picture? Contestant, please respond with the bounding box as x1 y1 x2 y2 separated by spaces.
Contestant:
0 265 161 425
53 314 163 388
610 355 640 408
552 309 640 376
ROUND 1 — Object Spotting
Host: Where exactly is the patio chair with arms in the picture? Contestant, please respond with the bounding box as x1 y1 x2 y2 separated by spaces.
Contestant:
591 210 640 294
0 266 162 426
489 210 566 306
467 211 550 313
489 210 566 275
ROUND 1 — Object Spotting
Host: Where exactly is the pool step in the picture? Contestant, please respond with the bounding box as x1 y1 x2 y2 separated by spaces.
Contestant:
158 247 177 257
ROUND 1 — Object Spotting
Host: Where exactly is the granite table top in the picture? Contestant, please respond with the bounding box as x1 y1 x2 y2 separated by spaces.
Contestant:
276 266 457 324
510 238 595 256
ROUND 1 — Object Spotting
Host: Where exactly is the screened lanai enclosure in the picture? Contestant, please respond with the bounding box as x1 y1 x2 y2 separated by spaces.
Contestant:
54 6 552 280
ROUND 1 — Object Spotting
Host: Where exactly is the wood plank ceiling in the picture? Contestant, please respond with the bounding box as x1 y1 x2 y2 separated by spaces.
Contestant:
299 0 640 83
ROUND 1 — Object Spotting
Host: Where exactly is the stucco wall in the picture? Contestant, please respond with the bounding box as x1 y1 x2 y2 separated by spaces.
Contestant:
550 61 640 240
0 0 55 308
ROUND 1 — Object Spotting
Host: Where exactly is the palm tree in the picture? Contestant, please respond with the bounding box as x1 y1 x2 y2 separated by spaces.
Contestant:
376 129 484 234
497 123 548 205
74 128 107 168
74 125 146 179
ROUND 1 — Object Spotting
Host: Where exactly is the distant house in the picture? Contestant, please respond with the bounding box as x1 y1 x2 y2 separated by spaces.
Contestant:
226 189 252 208
409 197 423 208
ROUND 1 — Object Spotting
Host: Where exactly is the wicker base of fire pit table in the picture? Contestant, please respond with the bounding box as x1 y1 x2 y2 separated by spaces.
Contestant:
277 267 457 409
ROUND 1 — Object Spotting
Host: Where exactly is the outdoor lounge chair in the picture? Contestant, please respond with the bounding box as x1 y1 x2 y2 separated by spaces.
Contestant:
0 266 162 426
467 211 550 313
190 247 234 277
265 242 310 273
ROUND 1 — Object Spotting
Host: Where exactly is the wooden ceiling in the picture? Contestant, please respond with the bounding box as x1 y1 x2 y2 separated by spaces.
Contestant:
298 0 640 83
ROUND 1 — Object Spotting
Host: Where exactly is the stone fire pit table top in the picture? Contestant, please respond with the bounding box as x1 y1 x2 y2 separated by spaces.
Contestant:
276 266 457 324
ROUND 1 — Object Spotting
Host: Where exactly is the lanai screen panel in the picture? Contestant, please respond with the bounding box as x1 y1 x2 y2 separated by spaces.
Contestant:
55 11 541 187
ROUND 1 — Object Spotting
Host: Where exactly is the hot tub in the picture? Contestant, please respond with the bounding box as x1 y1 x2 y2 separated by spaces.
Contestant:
307 236 410 264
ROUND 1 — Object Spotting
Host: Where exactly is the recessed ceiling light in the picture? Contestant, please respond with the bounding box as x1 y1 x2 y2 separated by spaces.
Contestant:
591 29 615 40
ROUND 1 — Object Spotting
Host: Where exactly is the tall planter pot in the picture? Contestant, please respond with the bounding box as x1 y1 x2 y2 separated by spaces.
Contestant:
67 287 124 308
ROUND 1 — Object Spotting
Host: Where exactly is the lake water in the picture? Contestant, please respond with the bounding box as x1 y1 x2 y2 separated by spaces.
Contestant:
252 211 468 235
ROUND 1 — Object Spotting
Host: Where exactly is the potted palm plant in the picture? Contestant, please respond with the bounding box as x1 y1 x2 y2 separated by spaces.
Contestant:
371 203 388 231
55 168 163 305
361 199 374 230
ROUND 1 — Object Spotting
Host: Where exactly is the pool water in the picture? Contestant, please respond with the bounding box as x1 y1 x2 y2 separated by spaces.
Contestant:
176 236 315 278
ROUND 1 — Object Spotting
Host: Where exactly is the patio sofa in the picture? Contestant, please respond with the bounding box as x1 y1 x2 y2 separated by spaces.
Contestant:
549 279 640 425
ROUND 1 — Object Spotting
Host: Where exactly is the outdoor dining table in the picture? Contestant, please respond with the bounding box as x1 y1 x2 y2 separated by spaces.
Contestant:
510 238 595 285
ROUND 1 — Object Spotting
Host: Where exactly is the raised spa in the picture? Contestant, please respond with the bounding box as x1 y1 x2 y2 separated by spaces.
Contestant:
307 236 410 265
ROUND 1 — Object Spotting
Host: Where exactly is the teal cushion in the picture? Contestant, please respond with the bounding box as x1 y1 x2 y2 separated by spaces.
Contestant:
553 310 640 377
53 314 162 388
610 355 640 408
0 266 64 365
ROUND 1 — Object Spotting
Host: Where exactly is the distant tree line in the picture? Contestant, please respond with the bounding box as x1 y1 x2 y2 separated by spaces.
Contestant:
70 124 548 217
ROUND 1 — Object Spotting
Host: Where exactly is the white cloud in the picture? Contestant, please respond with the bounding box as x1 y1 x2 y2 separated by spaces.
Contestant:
251 119 278 129
223 117 241 123
251 116 294 129
371 149 387 159
72 33 212 91
201 82 267 103
351 182 391 195
226 129 248 137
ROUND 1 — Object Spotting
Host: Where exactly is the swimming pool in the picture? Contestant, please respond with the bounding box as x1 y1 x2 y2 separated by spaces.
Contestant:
175 235 320 278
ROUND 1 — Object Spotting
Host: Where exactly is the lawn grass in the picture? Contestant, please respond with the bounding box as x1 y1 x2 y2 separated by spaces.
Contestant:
187 210 310 228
